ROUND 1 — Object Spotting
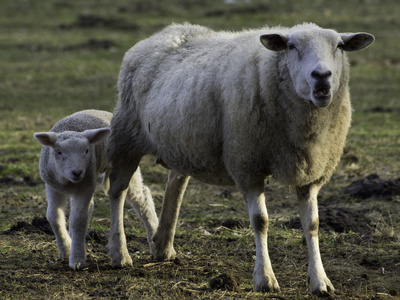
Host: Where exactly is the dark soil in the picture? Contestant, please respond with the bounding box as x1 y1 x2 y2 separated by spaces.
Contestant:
209 273 241 292
59 14 139 30
343 173 400 199
0 175 37 187
282 207 374 235
2 216 52 235
1 175 399 299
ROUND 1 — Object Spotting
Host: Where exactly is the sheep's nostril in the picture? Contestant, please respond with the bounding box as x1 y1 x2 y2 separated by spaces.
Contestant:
311 70 332 79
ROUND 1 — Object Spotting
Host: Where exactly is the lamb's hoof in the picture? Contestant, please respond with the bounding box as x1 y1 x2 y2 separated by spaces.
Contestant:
70 261 86 270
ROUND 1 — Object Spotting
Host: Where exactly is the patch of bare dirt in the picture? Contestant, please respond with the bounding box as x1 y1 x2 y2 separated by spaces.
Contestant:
0 175 36 187
59 14 139 30
16 38 117 53
209 273 241 292
344 173 400 200
282 207 374 235
2 216 52 235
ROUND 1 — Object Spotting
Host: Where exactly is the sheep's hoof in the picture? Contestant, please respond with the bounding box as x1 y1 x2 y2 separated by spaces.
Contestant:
152 247 176 261
253 274 280 293
255 283 281 293
110 254 133 268
310 277 335 295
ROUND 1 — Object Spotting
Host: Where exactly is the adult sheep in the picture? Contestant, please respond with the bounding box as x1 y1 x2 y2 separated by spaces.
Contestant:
34 110 158 270
107 23 374 294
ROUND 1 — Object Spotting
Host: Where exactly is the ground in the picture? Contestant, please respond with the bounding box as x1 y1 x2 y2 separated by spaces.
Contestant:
1 162 399 299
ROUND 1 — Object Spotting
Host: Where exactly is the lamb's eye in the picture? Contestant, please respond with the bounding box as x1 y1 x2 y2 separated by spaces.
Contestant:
56 150 62 157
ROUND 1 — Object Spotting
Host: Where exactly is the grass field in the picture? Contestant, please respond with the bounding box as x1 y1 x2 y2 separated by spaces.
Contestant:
0 0 399 299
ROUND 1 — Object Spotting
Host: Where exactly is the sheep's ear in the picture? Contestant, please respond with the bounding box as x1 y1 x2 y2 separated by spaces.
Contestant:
34 132 58 147
260 34 288 51
340 33 375 51
83 127 111 145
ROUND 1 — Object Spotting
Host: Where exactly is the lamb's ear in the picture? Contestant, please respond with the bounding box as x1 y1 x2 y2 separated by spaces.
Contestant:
83 127 111 145
340 33 375 51
260 34 288 51
34 132 58 147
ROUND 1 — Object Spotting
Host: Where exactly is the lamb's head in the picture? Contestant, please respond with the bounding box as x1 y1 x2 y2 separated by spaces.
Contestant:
34 128 111 183
260 24 374 107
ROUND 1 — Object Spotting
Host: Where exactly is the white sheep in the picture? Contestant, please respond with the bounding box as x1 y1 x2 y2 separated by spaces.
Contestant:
34 109 158 270
107 23 374 294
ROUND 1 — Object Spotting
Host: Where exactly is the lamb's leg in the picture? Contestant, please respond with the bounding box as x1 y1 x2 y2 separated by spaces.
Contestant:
127 168 159 255
108 163 137 268
152 169 189 261
296 184 334 295
45 184 71 260
243 182 280 292
69 189 95 270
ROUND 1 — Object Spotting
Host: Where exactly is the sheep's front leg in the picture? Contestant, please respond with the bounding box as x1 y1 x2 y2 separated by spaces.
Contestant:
296 184 334 295
244 183 280 292
45 184 71 260
69 190 95 270
152 170 189 261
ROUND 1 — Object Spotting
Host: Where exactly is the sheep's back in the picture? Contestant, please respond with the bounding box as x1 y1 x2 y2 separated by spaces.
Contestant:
51 110 112 133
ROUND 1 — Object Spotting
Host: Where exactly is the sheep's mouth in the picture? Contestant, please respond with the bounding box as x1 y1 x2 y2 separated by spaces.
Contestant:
313 88 331 100
311 88 332 107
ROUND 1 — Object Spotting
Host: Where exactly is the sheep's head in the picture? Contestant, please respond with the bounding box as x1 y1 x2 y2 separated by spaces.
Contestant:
260 24 374 107
34 128 111 183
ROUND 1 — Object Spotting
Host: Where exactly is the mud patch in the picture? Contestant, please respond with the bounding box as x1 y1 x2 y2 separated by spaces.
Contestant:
60 14 139 30
209 273 241 292
221 218 247 229
3 217 52 235
63 39 117 51
364 106 394 113
17 39 117 53
281 207 373 234
344 173 400 200
0 175 36 187
3 218 110 242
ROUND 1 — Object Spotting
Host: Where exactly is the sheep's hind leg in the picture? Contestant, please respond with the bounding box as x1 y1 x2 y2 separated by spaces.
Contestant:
152 169 189 261
69 190 95 270
126 167 159 255
296 184 334 295
45 185 71 260
108 162 138 268
243 182 280 293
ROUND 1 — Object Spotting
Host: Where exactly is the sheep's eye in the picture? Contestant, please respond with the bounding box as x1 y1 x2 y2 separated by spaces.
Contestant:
56 150 62 157
337 42 345 50
288 44 296 50
85 149 89 154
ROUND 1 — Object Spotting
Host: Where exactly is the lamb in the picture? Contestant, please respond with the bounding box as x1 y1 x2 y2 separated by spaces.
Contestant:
34 109 158 270
106 23 374 294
